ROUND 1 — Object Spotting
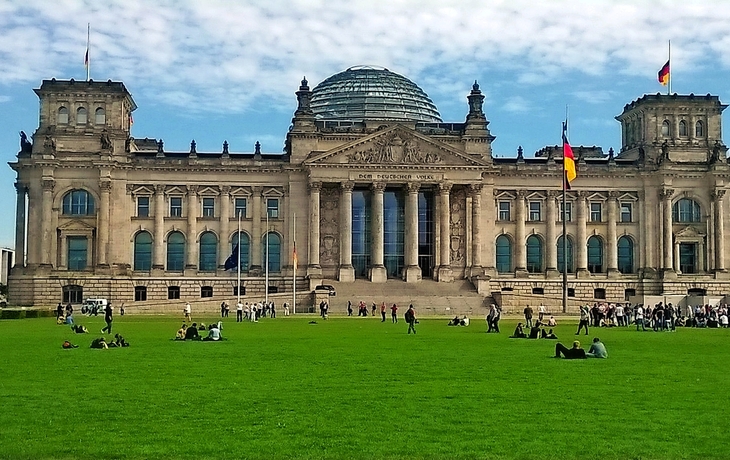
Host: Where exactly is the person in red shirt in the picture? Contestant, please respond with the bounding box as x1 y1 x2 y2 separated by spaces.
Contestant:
390 304 398 323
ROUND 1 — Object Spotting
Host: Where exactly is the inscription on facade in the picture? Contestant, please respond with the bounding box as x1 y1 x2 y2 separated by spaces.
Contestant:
349 172 444 182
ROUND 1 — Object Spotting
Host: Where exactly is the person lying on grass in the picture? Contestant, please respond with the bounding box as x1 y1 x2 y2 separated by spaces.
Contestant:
71 324 88 334
108 334 130 348
541 328 558 339
510 323 527 338
90 337 108 349
554 340 586 359
62 340 79 349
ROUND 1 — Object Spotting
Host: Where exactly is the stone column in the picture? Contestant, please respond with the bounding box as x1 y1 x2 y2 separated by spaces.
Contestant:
14 182 26 268
185 185 198 270
153 185 165 270
307 182 321 276
370 182 387 282
251 186 263 272
607 191 619 276
40 178 54 267
713 189 726 273
98 180 111 266
469 184 484 277
338 181 355 282
437 182 453 282
660 188 674 274
576 191 588 276
219 186 231 269
514 190 527 275
545 190 558 277
404 182 421 282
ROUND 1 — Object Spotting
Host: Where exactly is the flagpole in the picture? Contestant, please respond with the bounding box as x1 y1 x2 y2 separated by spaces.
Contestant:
293 213 297 315
667 40 671 95
562 115 568 314
85 23 90 81
237 212 241 305
265 212 269 307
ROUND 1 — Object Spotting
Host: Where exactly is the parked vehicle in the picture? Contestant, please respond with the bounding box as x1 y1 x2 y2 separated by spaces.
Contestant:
81 298 108 315
315 284 336 296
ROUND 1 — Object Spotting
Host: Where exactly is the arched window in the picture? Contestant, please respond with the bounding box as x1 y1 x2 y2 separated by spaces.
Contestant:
587 236 604 273
526 235 543 273
62 190 95 215
672 199 701 223
263 232 281 273
617 236 634 274
231 232 250 271
496 235 512 273
58 107 69 124
695 120 704 138
661 120 670 137
678 120 688 137
167 231 185 271
199 232 218 271
134 231 152 271
95 107 106 125
76 107 87 125
557 235 574 273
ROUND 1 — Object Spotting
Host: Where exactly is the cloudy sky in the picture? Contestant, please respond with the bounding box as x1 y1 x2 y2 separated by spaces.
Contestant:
1 0 730 248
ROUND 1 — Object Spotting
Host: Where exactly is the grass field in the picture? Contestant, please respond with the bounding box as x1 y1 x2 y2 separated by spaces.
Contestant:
1 313 728 460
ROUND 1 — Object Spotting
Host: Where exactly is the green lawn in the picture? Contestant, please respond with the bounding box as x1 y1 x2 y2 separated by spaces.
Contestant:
0 314 728 460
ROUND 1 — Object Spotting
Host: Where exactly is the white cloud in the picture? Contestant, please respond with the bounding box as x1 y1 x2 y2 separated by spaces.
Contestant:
1 0 730 115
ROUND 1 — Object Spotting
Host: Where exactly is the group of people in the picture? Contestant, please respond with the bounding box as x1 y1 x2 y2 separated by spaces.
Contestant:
509 321 558 340
346 301 400 323
554 338 607 359
448 316 470 326
62 301 118 349
175 322 224 341
89 334 130 349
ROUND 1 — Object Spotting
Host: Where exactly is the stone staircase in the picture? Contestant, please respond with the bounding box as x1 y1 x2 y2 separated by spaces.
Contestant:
323 279 490 317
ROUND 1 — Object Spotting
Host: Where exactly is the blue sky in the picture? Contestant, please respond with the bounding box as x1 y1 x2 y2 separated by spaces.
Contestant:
1 0 730 248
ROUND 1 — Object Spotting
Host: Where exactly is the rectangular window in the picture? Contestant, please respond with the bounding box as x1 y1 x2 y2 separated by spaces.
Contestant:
233 285 245 296
594 288 606 300
590 202 602 222
201 286 213 298
67 236 88 270
528 202 541 221
267 198 279 218
137 196 150 217
202 197 215 217
168 286 180 300
559 202 572 222
498 201 510 221
170 197 183 217
134 286 147 302
234 198 247 218
620 203 632 223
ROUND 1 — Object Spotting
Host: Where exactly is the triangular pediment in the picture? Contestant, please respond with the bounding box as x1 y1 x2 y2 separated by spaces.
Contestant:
304 125 488 167
58 219 96 230
676 225 705 238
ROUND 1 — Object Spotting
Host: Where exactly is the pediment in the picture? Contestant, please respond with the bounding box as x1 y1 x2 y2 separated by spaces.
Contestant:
127 184 154 196
230 186 251 197
198 186 220 196
58 219 96 230
676 225 705 238
304 125 488 167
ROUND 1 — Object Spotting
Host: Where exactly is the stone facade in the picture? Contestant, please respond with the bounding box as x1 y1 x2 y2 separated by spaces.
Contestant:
8 75 730 309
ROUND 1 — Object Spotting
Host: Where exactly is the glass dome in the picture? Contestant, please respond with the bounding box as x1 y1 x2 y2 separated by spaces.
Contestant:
310 66 442 123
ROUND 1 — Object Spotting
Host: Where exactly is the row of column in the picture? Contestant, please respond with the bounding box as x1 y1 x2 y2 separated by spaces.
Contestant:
308 181 483 283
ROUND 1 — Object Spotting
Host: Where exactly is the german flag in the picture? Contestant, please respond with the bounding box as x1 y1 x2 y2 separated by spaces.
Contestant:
563 122 576 189
658 60 670 86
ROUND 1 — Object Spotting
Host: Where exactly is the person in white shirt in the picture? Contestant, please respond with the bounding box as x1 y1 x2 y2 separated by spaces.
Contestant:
615 304 625 327
184 302 192 322
538 304 546 322
236 301 243 322
635 305 646 331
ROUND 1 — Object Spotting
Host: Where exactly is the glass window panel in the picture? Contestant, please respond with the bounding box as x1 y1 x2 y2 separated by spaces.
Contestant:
526 235 543 272
587 236 603 273
352 190 371 278
199 232 217 271
557 236 574 273
167 231 185 271
67 236 87 270
202 197 215 217
134 231 152 271
170 197 183 217
496 235 512 273
231 232 250 271
617 236 634 274
137 197 150 217
263 232 281 272
234 198 246 218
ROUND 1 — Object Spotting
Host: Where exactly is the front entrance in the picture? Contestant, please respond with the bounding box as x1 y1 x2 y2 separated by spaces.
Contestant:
418 191 435 278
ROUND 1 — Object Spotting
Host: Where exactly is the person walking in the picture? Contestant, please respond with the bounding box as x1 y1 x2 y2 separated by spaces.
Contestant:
380 302 386 322
101 302 113 334
391 303 398 323
576 305 590 335
405 304 417 334
221 301 226 318
284 302 290 316
184 302 192 322
347 300 353 317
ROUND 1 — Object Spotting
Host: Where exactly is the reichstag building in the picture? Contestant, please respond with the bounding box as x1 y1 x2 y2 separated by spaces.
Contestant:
8 66 730 309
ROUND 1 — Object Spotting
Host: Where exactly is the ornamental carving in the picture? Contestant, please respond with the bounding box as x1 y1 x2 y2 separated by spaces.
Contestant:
347 132 443 164
449 187 467 267
319 184 340 266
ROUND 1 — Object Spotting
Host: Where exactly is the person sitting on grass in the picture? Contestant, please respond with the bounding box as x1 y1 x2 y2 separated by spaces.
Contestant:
185 323 200 340
510 323 527 338
448 316 461 326
198 323 206 331
461 316 470 326
554 340 586 359
175 324 187 340
202 323 222 341
90 337 108 349
108 334 129 348
586 337 607 358
528 323 541 339
547 316 557 327
541 328 558 339
71 324 88 334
